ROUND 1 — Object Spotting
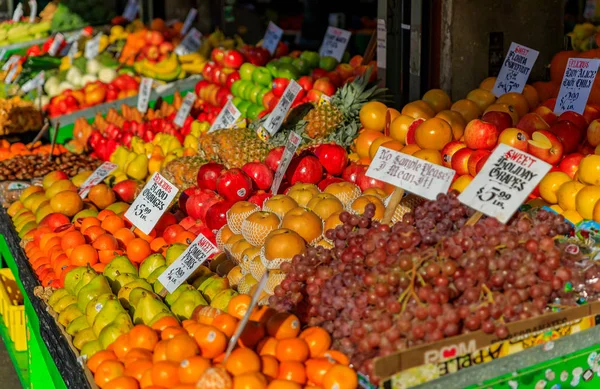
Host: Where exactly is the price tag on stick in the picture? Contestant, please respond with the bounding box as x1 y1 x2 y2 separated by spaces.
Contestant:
458 144 551 224
270 131 302 194
48 33 64 56
319 26 352 62
124 172 179 235
365 147 455 200
181 8 198 36
85 33 103 59
3 55 20 71
175 28 202 56
258 80 302 138
12 3 23 22
174 92 197 127
554 58 600 115
123 0 139 21
137 77 153 113
492 42 539 97
157 233 217 293
29 0 37 22
21 71 44 93
262 22 283 55
209 99 241 133
78 162 118 199
5 63 19 84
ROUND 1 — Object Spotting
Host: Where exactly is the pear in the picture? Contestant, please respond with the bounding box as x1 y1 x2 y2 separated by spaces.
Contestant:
165 243 187 266
105 202 129 215
113 273 140 294
48 289 70 309
118 279 152 309
104 256 138 291
127 287 160 313
66 315 90 336
202 277 230 302
92 300 128 336
147 265 167 284
152 278 167 295
188 265 212 284
73 327 97 350
170 289 208 320
53 295 77 313
85 293 116 326
148 310 177 326
79 340 103 360
98 319 133 349
63 267 89 295
73 267 99 296
210 289 238 311
133 291 171 325
126 154 149 180
71 209 98 222
76 275 112 311
139 253 166 279
192 273 216 290
58 304 83 327
165 284 196 307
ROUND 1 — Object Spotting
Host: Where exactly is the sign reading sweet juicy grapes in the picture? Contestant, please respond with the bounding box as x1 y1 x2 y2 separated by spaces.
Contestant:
258 80 302 139
319 26 351 62
158 233 217 293
125 172 179 235
174 92 197 127
492 42 539 97
271 131 302 194
78 162 118 199
209 99 241 133
366 146 455 200
262 22 284 55
137 77 153 113
554 58 600 115
459 144 551 223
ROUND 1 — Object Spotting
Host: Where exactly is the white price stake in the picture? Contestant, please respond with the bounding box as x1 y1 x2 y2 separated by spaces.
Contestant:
258 80 302 138
319 26 351 62
366 147 455 200
262 22 283 55
377 19 387 69
137 77 153 113
174 92 197 127
12 3 23 22
48 33 64 56
181 8 198 36
492 42 539 97
175 28 202 56
157 233 217 293
271 131 302 194
78 162 118 199
554 58 600 115
458 144 551 224
66 41 78 62
123 0 139 21
124 172 179 235
5 62 19 84
29 0 37 22
85 33 103 59
209 99 241 133
0 50 7 63
21 71 44 93
2 55 18 71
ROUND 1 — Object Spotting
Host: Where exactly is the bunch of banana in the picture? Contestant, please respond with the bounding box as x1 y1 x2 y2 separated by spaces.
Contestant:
134 53 182 82
179 52 208 74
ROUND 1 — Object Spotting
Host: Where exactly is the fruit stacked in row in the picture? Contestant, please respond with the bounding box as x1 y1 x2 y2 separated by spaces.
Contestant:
0 140 69 162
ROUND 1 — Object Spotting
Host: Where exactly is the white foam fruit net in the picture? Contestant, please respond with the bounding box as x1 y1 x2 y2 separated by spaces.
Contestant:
392 194 425 224
326 184 361 207
237 274 257 294
265 270 286 295
226 206 258 234
215 226 229 250
241 216 281 246
249 256 267 281
259 245 293 270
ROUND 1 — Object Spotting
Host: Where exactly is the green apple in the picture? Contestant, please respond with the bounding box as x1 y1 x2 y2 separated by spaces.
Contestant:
278 56 293 64
247 104 264 121
232 96 243 107
236 100 251 117
239 63 256 81
277 63 300 80
300 51 320 68
230 80 243 97
292 58 310 75
252 66 273 87
248 84 264 104
319 56 339 72
257 88 269 106
266 60 281 77
236 80 253 100
241 82 256 101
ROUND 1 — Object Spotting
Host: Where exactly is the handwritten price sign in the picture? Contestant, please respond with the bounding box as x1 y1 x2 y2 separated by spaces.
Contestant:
174 92 197 127
458 144 551 223
175 28 202 56
319 26 351 62
85 33 102 60
21 71 45 94
271 131 302 194
492 43 539 97
209 99 241 133
262 22 283 55
78 162 118 199
258 80 302 138
554 58 600 115
137 77 153 113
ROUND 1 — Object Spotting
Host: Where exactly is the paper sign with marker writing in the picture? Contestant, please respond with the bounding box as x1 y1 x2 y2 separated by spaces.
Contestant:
174 92 197 127
258 80 302 138
78 162 118 199
377 19 387 69
85 33 102 59
175 28 202 56
125 172 179 235
458 144 551 224
262 22 283 55
48 33 64 56
492 43 539 97
366 147 455 200
319 26 351 62
271 131 302 194
29 1 37 23
181 8 198 36
21 71 44 93
123 0 138 21
12 3 23 22
137 77 153 113
158 234 217 293
554 58 600 115
209 99 241 133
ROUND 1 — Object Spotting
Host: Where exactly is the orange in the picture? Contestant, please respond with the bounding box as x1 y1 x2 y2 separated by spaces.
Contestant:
166 333 200 362
466 88 496 112
127 238 152 264
435 109 466 140
225 348 261 376
479 77 496 91
318 350 349 366
69 244 99 266
124 358 153 381
150 237 168 253
193 325 227 358
178 356 211 384
414 118 452 150
299 327 331 358
322 364 357 389
266 312 301 340
232 372 268 389
497 92 529 118
93 234 119 250
249 306 276 325
354 129 384 159
60 231 86 251
451 99 481 122
261 355 279 379
227 295 252 320
162 326 187 340
305 358 334 386
50 191 84 217
422 89 451 113
98 209 116 221
413 149 443 165
94 359 125 388
267 380 301 389
256 337 278 357
212 314 239 337
538 172 571 204
151 360 180 387
401 100 435 119
42 236 61 253
175 230 197 245
92 263 107 273
83 225 107 242
197 367 233 389
153 340 170 363
112 333 132 361
522 84 540 111
275 338 309 363
124 348 153 367
80 216 101 232
359 101 388 131
129 325 159 351
114 228 136 249
400 144 421 155
88 350 118 374
277 361 306 384
389 115 413 144
151 316 181 332
104 376 139 389
99 249 124 264
134 228 157 243
367 135 393 159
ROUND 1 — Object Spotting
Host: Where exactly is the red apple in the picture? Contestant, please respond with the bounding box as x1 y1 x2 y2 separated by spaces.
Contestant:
356 170 385 191
225 71 240 89
533 105 558 126
313 78 336 96
342 163 367 184
297 76 314 92
516 113 550 135
241 162 274 190
272 78 290 98
312 68 328 80
527 130 564 165
265 146 285 172
216 168 253 202
112 179 141 203
451 148 474 176
498 128 530 151
205 201 234 232
197 162 226 191
587 118 600 147
467 150 491 176
578 141 595 155
482 111 512 133
441 141 467 168
247 190 272 207
286 155 324 185
558 153 584 178
306 89 323 103
542 98 556 110
550 120 582 154
223 50 244 69
335 63 354 80
464 119 498 150
317 176 345 191
558 111 588 130
312 143 348 176
475 154 490 174
211 48 226 64
186 189 223 222
405 118 426 145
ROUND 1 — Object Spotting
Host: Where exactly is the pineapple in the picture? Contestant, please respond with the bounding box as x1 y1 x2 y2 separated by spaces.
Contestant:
160 155 206 190
198 127 270 168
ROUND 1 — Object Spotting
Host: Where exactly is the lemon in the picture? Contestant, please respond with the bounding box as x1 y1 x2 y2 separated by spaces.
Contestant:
576 185 600 220
557 181 585 211
578 155 600 185
539 172 571 204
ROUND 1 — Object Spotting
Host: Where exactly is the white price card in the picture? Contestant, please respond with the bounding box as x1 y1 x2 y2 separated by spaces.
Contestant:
175 28 202 56
0 50 8 63
319 26 351 62
366 147 455 200
174 92 197 127
12 3 23 22
554 58 600 115
492 42 539 97
48 33 64 56
5 62 19 84
458 144 551 224
21 71 44 93
137 77 153 113
66 41 78 62
29 0 37 22
377 19 386 69
123 0 138 21
85 33 102 59
78 162 118 199
209 99 241 133
181 8 198 36
271 131 302 194
2 55 19 71
258 79 302 138
124 172 179 235
158 233 217 293
262 22 283 55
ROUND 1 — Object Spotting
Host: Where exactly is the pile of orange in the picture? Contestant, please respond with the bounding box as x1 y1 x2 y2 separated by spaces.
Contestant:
87 298 357 389
0 140 68 161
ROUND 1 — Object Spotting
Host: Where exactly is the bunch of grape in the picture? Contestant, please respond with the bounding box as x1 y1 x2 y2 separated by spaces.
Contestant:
269 191 583 383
